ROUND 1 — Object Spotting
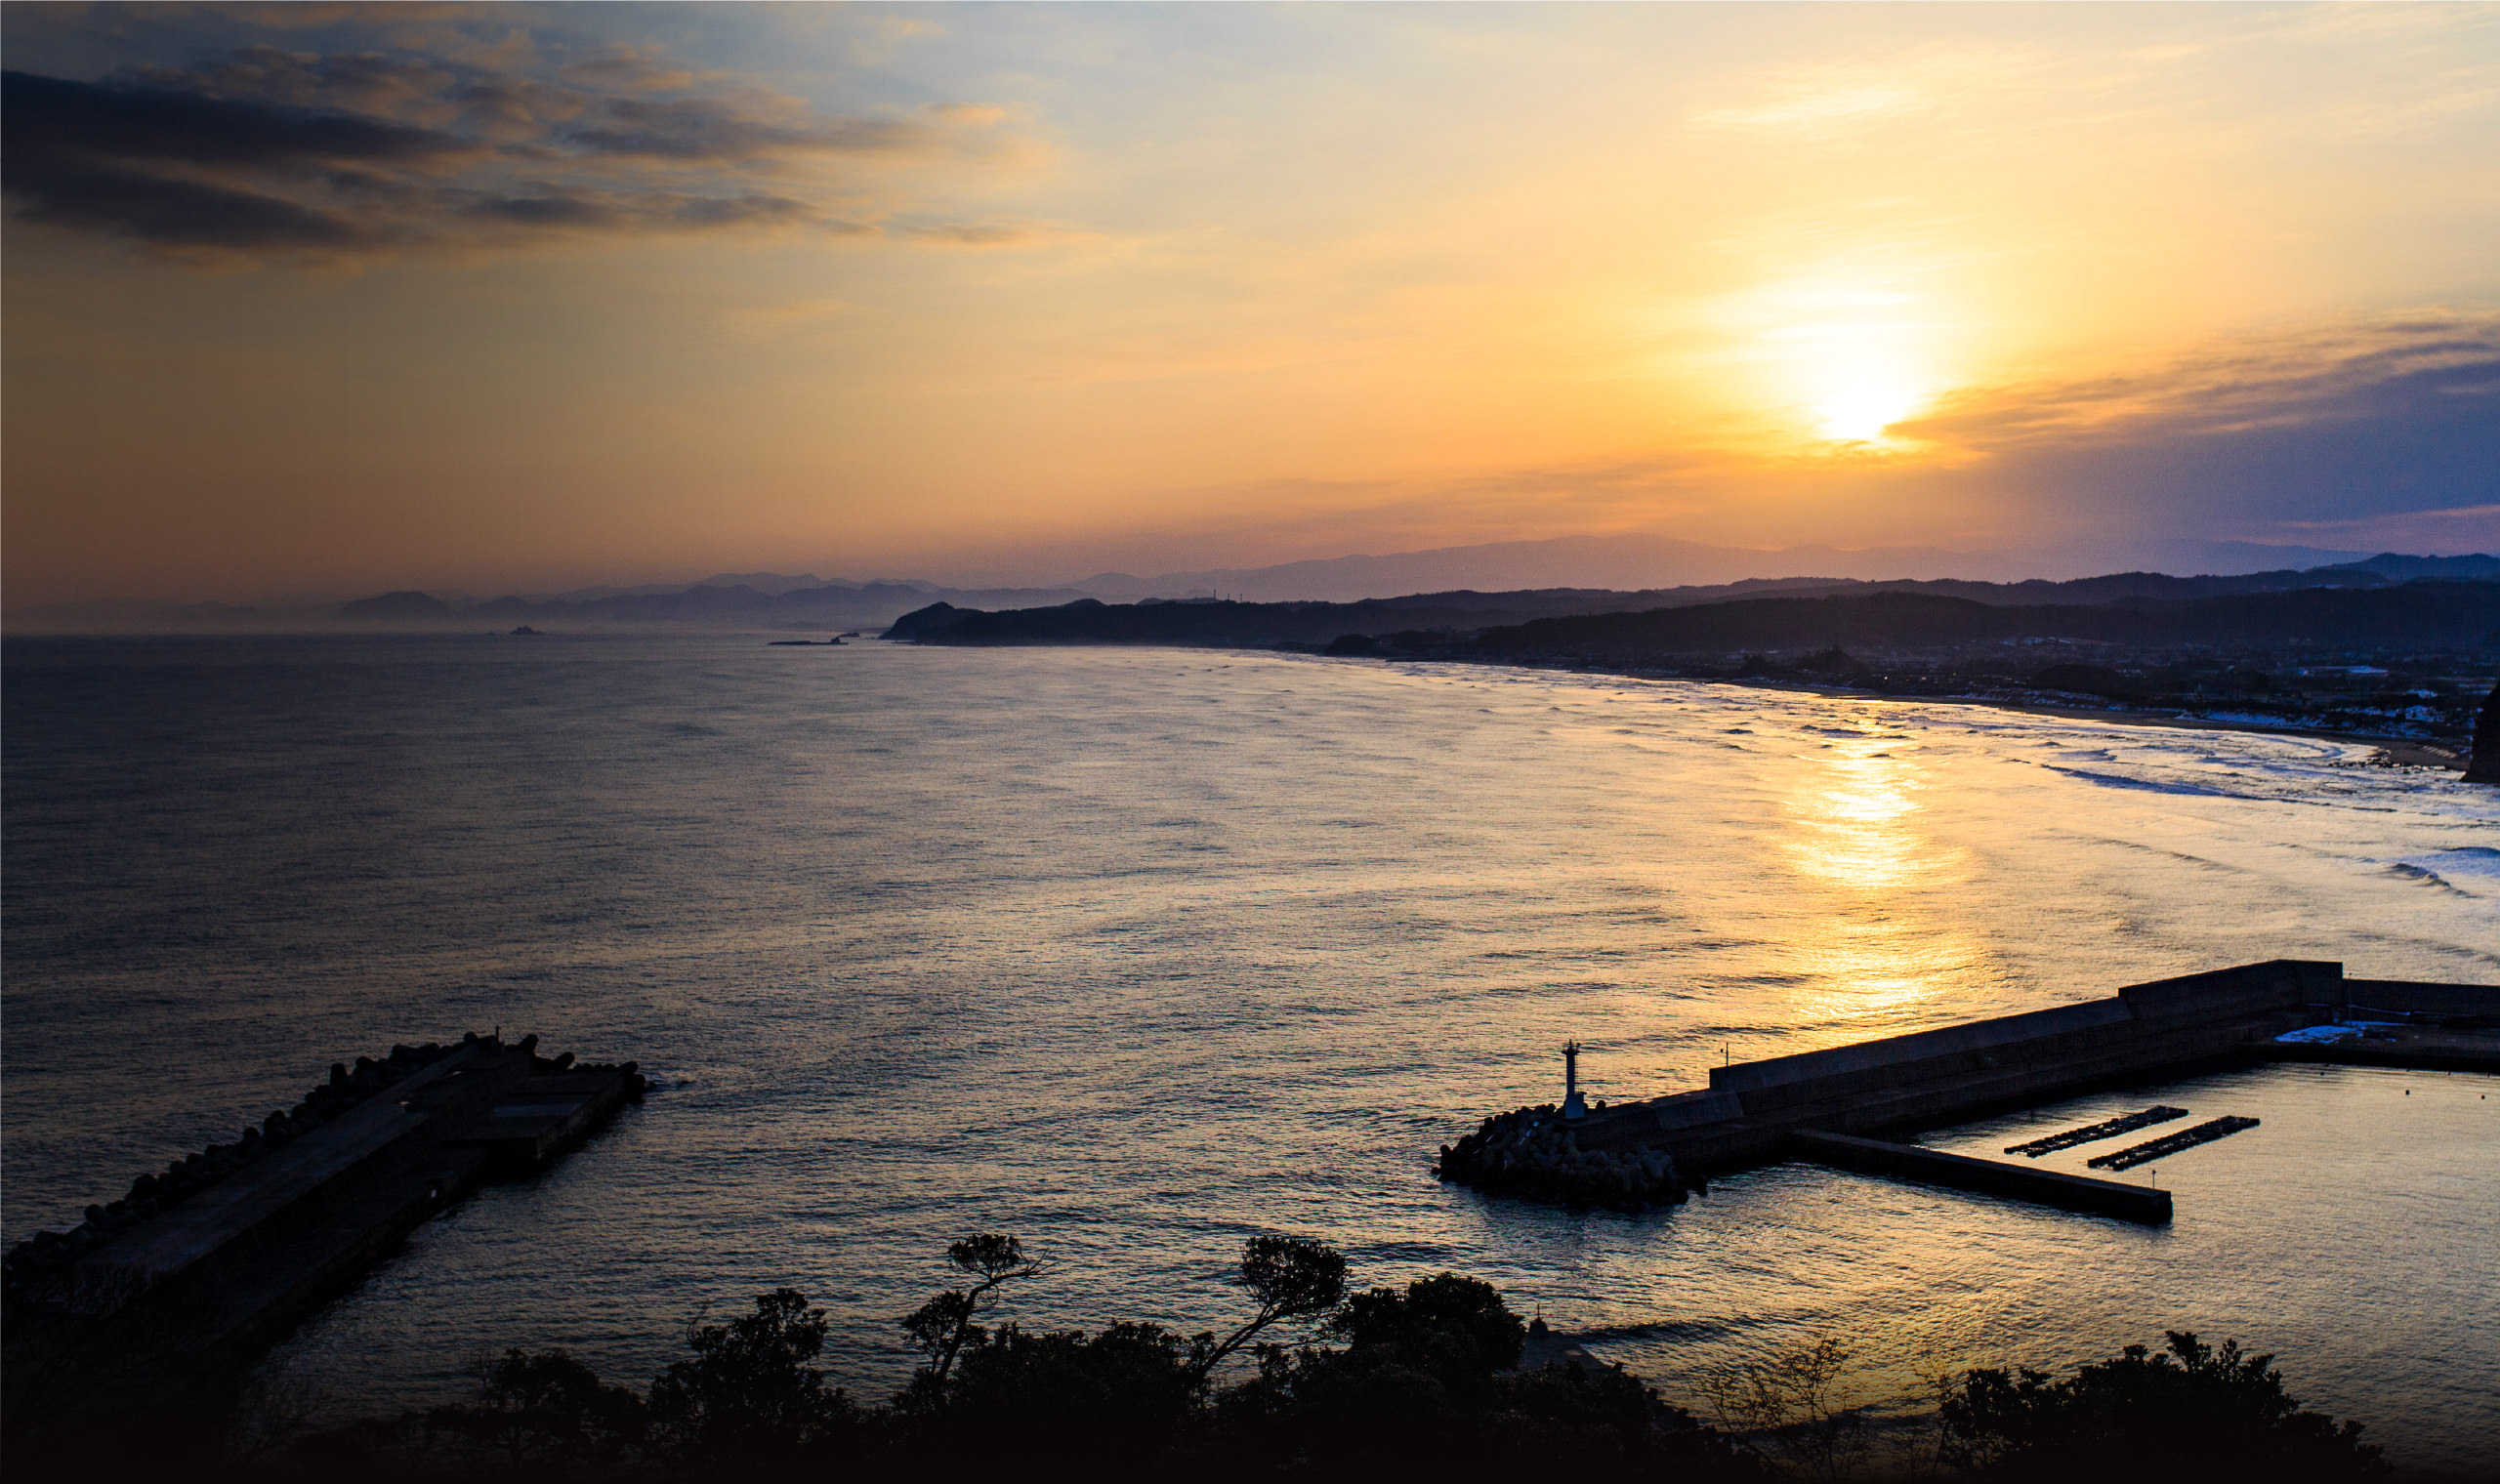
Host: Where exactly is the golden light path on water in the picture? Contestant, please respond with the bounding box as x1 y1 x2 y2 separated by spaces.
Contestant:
3 638 2493 1470
1779 728 1983 1025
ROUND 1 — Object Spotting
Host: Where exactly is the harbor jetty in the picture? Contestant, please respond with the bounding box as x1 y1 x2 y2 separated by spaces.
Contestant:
1 1032 643 1463
1440 960 2497 1223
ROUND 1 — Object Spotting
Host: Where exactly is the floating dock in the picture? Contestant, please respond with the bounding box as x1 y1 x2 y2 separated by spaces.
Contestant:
2 1032 643 1464
1449 961 2497 1222
2089 1115 2260 1172
2005 1104 2188 1158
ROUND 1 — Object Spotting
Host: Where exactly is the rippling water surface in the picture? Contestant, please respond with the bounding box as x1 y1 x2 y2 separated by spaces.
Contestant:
5 636 2494 1469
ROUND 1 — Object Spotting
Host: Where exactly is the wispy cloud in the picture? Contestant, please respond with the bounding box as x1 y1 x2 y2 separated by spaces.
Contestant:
846 14 944 70
1889 310 2500 541
1688 45 2059 144
901 221 1048 247
1692 83 1932 139
721 296 853 344
0 38 1021 264
1905 311 2500 450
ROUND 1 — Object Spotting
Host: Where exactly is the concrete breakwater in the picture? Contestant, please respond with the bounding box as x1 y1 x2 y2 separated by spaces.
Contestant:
2 1032 643 1463
1442 961 2496 1220
10 1037 461 1301
1784 1130 2172 1222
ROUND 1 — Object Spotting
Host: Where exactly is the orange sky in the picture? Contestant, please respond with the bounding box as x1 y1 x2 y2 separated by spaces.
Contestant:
5 2 2497 604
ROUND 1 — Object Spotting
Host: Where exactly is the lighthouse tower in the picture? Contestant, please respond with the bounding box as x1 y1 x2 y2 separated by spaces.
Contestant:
1562 1040 1588 1121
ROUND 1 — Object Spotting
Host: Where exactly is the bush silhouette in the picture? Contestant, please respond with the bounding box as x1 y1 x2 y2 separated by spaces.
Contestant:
1942 1330 2383 1480
425 1347 645 1472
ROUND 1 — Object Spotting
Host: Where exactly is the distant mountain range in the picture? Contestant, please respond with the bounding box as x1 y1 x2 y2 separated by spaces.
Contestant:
1062 535 2002 601
9 576 1092 634
1056 534 2407 602
326 580 1096 631
7 541 2494 634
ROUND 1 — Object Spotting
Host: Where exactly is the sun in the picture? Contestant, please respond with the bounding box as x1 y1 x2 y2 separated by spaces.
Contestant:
1815 381 1923 443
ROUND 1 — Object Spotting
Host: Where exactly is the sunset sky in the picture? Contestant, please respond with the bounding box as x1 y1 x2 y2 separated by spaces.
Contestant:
5 2 2497 605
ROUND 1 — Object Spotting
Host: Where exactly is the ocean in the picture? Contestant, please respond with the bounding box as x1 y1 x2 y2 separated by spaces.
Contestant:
5 635 2494 1468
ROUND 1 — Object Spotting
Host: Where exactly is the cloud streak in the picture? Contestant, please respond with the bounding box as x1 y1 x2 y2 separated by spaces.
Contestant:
0 41 1013 262
1908 312 2500 450
1882 312 2500 546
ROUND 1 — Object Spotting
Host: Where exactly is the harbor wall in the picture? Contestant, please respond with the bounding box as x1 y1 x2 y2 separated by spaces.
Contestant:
2343 978 2500 1018
1578 960 2350 1170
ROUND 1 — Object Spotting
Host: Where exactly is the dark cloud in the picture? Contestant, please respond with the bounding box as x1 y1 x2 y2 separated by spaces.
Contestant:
1915 319 2500 450
0 40 1001 263
557 45 703 95
562 96 925 161
1911 313 2500 536
9 155 373 251
460 191 623 230
669 193 818 228
453 186 824 234
128 46 464 122
3 68 461 168
0 68 452 251
904 222 1041 247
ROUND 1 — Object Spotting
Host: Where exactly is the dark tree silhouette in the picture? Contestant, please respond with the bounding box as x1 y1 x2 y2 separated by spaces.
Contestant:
898 1232 1043 1397
646 1289 856 1471
940 1320 1199 1463
1186 1235 1348 1384
1209 1270 1749 1479
1328 1271 1526 1382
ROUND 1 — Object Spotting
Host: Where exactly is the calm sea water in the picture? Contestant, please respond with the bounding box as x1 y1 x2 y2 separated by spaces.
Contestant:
5 636 2494 1469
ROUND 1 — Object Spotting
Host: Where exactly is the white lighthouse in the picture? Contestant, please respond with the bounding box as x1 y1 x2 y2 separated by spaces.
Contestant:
1562 1040 1588 1121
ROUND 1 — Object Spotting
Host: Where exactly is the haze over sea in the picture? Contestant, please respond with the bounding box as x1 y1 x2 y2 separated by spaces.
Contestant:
5 636 2494 1469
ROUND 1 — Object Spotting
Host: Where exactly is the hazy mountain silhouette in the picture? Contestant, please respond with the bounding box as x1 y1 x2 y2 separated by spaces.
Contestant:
334 590 454 620
1059 534 2390 603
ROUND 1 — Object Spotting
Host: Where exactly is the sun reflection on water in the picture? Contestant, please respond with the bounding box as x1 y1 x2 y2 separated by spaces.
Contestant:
1779 730 1989 1025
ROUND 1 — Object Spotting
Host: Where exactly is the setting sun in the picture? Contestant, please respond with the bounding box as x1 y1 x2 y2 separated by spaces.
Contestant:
1815 381 1925 443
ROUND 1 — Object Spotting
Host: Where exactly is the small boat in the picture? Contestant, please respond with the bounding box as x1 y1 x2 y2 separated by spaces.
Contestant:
767 637 843 645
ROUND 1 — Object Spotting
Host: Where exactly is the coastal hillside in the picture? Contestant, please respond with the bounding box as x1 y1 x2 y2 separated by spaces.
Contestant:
1463 582 2500 659
888 579 2500 747
889 578 2500 656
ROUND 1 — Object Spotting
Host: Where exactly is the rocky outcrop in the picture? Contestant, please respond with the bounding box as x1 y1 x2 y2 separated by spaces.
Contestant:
1436 1106 1686 1211
2465 681 2500 784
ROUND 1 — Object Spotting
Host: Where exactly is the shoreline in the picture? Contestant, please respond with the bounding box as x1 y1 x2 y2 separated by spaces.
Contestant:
1824 686 2468 770
1410 657 2477 771
10 629 2478 773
